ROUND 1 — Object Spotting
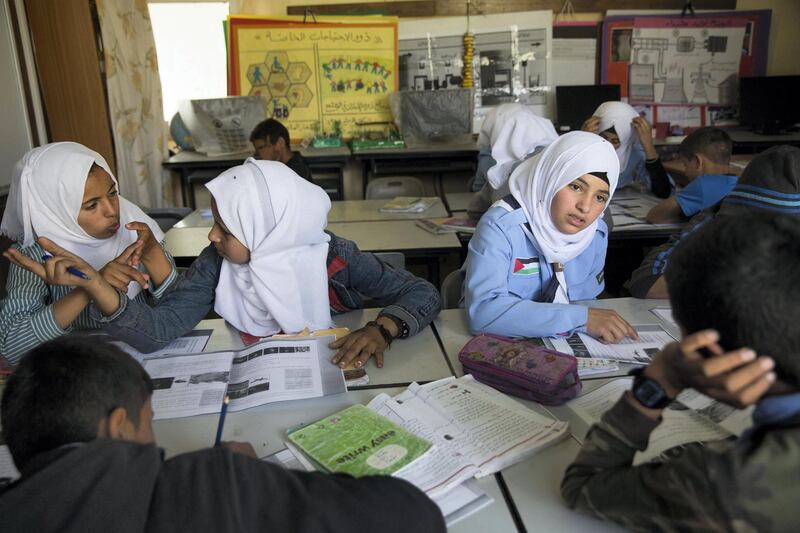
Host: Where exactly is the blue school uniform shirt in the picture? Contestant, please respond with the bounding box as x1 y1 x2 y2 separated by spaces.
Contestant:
617 143 648 189
464 204 608 338
675 173 738 217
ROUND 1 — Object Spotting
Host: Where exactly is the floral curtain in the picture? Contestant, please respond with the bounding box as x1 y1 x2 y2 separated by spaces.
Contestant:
96 0 167 208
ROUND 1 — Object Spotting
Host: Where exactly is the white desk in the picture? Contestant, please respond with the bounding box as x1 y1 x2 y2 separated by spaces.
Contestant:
165 220 462 261
172 199 451 229
500 434 623 532
186 309 454 389
433 298 676 381
444 191 474 212
327 220 462 253
328 198 449 222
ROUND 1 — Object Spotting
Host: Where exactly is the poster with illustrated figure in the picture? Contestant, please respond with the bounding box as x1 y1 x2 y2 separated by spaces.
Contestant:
628 17 745 106
228 16 397 141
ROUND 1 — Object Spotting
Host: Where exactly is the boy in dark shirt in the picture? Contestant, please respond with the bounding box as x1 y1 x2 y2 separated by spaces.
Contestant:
250 118 313 183
562 212 800 531
0 337 445 533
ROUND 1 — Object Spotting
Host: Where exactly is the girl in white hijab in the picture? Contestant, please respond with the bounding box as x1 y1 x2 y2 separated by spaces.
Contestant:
0 142 177 363
583 101 657 189
464 131 638 342
205 159 333 337
469 104 559 216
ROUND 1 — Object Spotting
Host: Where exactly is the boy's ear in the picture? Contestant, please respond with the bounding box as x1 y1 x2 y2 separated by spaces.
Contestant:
101 406 131 440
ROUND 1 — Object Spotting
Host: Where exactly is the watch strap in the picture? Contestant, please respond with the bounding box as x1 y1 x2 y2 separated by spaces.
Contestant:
366 320 393 346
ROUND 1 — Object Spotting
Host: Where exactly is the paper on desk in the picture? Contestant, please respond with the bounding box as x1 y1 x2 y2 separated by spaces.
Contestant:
112 329 212 363
650 307 678 328
576 357 619 377
546 324 676 364
567 378 753 464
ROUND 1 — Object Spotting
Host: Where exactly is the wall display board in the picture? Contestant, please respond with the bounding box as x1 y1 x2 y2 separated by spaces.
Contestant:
228 15 398 140
398 11 552 131
600 10 770 132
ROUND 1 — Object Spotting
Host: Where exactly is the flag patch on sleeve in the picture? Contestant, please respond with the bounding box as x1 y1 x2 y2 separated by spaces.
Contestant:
513 257 540 276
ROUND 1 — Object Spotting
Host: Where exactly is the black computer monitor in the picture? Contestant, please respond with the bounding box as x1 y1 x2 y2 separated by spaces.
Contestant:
739 76 800 134
555 85 622 133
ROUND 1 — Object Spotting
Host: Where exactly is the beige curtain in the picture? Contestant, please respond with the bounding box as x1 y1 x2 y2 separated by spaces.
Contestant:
96 0 167 208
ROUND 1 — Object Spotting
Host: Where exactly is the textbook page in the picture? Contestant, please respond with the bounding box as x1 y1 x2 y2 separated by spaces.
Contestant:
547 324 675 364
145 351 234 420
412 376 568 476
368 391 481 498
227 336 345 411
112 329 213 363
566 378 753 464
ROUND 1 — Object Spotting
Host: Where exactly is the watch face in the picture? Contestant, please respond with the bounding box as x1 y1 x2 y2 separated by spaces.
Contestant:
634 378 668 408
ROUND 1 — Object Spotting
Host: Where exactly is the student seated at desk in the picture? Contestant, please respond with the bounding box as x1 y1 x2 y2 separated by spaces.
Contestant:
16 160 440 369
562 212 800 531
627 145 800 299
250 118 313 183
467 104 559 217
645 127 736 224
0 143 177 363
464 131 637 342
0 337 445 532
582 101 671 198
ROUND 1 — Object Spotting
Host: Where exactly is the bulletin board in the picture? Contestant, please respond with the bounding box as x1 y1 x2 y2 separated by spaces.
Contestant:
227 15 398 140
600 10 771 132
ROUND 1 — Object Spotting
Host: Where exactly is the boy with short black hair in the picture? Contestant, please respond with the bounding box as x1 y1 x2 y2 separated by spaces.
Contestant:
0 337 445 533
250 118 313 182
646 127 735 224
628 144 800 298
562 212 800 531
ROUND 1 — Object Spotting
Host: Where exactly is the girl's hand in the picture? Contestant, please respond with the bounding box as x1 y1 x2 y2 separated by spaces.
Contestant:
3 237 99 287
631 116 659 160
99 240 150 291
581 116 601 134
329 325 389 369
586 308 639 343
125 221 158 267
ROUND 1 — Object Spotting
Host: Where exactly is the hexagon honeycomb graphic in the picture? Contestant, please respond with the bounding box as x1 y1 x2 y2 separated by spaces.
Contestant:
265 51 289 73
267 71 290 97
247 63 269 87
248 86 270 98
287 84 313 108
286 62 312 84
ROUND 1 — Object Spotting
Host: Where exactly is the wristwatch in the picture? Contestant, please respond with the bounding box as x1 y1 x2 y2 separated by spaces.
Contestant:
379 313 410 339
629 367 672 409
366 320 394 347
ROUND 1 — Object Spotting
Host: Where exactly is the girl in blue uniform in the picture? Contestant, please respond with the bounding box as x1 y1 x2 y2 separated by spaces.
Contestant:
464 131 638 342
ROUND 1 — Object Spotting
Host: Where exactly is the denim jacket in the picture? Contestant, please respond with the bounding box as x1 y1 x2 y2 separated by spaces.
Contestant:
91 232 441 353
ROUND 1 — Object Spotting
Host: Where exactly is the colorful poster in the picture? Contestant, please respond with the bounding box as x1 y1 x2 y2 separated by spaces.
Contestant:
228 16 398 141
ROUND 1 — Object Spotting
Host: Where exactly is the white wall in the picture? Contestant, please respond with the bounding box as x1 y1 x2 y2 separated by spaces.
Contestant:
0 0 32 191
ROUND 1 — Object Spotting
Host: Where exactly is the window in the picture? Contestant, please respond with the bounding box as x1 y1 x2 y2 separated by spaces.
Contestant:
149 2 229 121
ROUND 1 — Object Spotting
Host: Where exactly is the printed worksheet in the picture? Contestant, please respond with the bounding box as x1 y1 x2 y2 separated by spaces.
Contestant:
547 324 676 364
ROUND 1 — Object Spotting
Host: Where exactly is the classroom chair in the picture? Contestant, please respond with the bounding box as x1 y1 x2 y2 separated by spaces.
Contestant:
365 176 425 200
440 269 464 310
145 207 193 232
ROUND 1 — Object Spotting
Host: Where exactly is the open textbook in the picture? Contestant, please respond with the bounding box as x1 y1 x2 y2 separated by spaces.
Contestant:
366 375 568 499
143 336 346 420
567 378 753 464
546 324 676 365
264 446 493 527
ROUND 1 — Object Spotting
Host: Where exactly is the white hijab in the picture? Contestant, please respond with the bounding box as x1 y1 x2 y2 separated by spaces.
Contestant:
508 131 619 266
483 104 559 190
593 101 640 172
0 142 163 298
207 159 333 337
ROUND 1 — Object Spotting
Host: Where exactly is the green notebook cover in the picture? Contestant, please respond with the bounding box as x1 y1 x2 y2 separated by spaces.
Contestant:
287 404 432 477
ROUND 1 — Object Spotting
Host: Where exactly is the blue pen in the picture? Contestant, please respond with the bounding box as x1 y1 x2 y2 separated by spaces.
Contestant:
214 395 230 447
41 253 91 280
